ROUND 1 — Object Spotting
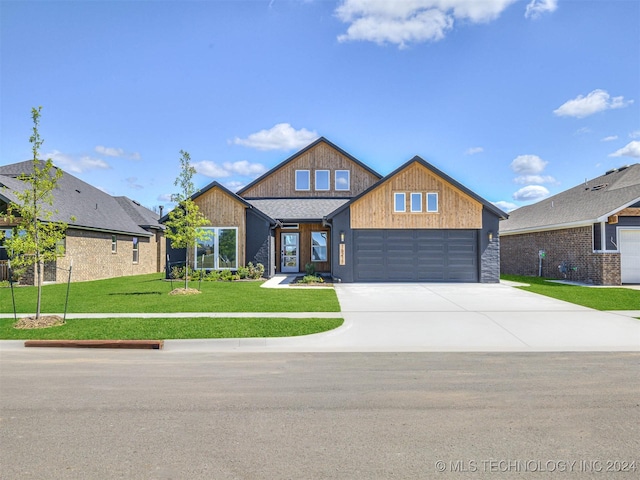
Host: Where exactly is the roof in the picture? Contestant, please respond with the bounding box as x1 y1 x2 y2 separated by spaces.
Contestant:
246 198 349 222
236 137 382 196
500 163 640 234
328 156 509 220
0 160 163 237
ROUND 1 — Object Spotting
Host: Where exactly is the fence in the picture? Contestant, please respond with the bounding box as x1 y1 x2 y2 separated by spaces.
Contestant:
0 260 8 282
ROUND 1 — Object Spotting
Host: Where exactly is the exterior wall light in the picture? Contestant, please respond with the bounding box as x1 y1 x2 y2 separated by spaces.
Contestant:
488 231 494 242
340 231 345 243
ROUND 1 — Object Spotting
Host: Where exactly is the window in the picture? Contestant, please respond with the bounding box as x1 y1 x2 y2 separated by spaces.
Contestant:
335 170 350 191
132 237 139 263
410 193 422 212
427 193 438 212
311 232 328 262
56 237 66 256
194 227 238 270
0 229 12 261
111 235 117 253
394 192 406 212
315 170 330 191
295 170 310 191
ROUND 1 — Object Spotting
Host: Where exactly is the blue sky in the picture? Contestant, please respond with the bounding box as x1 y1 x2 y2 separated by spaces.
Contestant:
1 0 639 213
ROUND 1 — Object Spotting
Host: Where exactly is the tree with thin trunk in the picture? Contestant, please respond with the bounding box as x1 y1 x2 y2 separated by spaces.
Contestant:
164 150 210 291
4 107 68 319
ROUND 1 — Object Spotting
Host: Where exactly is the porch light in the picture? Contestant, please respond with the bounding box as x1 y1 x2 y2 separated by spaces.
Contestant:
340 231 345 243
488 231 494 242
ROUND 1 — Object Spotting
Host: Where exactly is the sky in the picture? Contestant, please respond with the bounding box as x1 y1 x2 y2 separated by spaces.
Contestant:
1 0 639 214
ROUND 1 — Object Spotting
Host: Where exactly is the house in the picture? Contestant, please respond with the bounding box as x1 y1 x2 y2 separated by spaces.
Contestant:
0 160 165 284
500 163 640 285
165 137 507 283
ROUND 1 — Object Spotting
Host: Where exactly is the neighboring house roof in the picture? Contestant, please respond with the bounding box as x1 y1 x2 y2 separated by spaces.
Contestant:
328 156 509 220
246 198 349 222
236 137 383 196
500 163 640 234
0 160 162 237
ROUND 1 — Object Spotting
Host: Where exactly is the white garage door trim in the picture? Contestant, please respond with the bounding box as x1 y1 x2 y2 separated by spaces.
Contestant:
619 228 640 284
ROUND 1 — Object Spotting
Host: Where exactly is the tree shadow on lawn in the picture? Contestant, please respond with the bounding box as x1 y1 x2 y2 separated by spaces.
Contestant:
107 292 164 296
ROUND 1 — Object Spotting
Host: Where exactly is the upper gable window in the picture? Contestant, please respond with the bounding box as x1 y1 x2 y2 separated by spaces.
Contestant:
410 193 422 212
394 192 406 212
315 170 330 191
295 170 310 191
427 193 438 212
335 170 350 191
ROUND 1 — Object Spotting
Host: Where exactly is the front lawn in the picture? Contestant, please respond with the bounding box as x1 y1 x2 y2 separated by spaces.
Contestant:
0 317 344 340
502 275 640 311
0 273 340 313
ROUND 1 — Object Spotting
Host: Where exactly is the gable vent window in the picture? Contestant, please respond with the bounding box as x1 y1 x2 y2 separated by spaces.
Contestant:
411 193 422 212
295 170 310 191
394 192 406 212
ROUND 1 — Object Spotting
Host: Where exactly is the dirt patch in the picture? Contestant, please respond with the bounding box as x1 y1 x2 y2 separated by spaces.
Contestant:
14 315 65 329
168 287 201 296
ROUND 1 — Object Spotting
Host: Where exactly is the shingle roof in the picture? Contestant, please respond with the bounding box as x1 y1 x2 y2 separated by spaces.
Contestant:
246 198 349 221
500 163 640 234
0 160 162 237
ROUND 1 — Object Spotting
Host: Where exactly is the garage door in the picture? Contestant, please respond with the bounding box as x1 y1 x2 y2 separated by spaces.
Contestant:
620 229 640 283
353 229 478 282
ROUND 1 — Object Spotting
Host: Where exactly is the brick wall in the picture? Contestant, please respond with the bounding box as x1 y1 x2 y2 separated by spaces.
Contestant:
500 226 621 285
47 228 165 283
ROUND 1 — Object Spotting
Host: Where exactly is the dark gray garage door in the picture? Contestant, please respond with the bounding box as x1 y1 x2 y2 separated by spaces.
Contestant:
353 229 478 282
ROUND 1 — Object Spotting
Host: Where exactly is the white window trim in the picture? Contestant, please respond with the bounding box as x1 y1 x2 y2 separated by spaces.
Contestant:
394 192 406 212
410 192 422 212
335 170 350 191
295 170 310 191
111 234 117 254
426 192 439 213
315 170 330 191
132 237 139 264
194 227 238 270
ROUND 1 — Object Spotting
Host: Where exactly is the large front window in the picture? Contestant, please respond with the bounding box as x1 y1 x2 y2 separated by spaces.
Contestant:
195 227 238 270
311 231 327 262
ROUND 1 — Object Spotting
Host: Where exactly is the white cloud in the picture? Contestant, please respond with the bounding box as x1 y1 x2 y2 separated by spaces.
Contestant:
193 160 267 179
232 123 318 151
157 193 174 203
334 0 517 48
510 154 548 175
514 175 557 185
465 146 484 155
512 185 550 202
493 201 518 213
125 177 143 190
608 141 640 159
95 145 141 160
45 150 111 173
223 180 246 192
629 130 640 139
553 89 634 119
601 135 618 142
525 0 557 19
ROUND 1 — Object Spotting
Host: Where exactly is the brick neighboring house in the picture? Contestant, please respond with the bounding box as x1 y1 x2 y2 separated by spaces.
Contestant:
0 160 165 284
500 164 640 285
164 137 508 283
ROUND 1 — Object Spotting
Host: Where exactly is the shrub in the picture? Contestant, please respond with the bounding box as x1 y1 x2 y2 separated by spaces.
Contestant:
237 266 249 279
305 262 316 276
300 274 324 284
247 262 265 279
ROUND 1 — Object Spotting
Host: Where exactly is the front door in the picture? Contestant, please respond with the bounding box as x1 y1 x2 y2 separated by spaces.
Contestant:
281 232 299 273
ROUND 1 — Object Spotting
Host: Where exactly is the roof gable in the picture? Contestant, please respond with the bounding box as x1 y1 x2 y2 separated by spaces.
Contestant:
329 156 508 220
237 137 382 198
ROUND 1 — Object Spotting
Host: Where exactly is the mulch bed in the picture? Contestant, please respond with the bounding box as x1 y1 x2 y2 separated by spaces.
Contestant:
168 287 201 296
14 315 65 329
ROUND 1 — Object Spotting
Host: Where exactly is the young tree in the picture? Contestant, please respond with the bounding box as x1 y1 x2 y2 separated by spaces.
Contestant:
164 150 210 291
4 107 68 319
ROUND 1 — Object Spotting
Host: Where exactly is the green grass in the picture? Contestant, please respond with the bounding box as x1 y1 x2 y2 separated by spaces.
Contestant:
0 317 344 340
502 275 640 311
0 273 340 313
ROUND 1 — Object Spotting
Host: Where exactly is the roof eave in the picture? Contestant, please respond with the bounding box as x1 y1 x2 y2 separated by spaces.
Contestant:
500 220 594 236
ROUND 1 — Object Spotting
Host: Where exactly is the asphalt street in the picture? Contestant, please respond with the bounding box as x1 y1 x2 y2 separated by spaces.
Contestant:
1 350 639 479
